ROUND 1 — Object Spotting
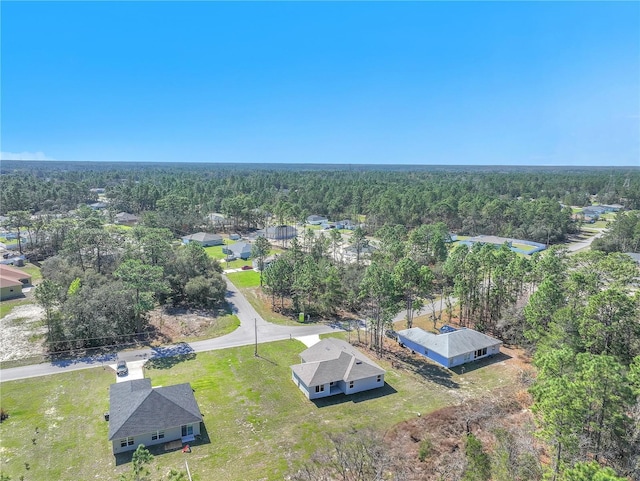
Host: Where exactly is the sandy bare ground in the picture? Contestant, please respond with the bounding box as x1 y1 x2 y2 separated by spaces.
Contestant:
0 304 46 362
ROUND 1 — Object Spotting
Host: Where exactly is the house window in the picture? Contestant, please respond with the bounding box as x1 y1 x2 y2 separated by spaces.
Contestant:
120 437 134 447
151 431 165 441
349 381 354 389
377 375 382 383
315 384 325 393
182 424 194 437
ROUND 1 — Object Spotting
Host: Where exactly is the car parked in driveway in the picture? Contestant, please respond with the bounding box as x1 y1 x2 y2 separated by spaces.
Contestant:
241 265 253 270
116 360 128 377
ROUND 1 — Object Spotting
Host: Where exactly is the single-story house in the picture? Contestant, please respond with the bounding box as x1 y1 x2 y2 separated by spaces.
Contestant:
396 327 502 368
262 225 298 241
108 379 203 454
252 254 277 271
181 232 224 247
581 206 607 217
115 212 139 225
291 338 385 400
307 215 328 225
229 233 241 241
222 241 252 260
336 220 356 230
0 264 31 300
207 213 226 225
89 202 108 210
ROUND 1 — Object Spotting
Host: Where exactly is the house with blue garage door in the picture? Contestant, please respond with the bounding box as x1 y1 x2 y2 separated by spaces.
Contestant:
396 327 502 368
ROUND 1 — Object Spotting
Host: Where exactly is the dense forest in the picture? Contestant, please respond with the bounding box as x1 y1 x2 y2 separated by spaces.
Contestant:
1 162 639 479
2 162 640 243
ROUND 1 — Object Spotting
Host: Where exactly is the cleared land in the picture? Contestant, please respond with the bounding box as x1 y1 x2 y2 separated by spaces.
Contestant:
0 336 523 481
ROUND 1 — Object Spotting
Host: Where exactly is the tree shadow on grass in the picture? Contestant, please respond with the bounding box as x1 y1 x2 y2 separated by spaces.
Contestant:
114 424 212 466
392 349 460 389
311 382 398 408
145 343 196 370
449 352 512 375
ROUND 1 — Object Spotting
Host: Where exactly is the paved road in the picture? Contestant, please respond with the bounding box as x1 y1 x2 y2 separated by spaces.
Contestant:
566 228 605 252
0 277 341 383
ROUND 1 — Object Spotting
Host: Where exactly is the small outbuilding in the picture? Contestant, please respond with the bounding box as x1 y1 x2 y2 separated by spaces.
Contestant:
181 232 224 247
115 212 139 225
396 327 502 368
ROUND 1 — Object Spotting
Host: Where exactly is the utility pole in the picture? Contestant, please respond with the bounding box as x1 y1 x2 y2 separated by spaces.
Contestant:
254 318 258 357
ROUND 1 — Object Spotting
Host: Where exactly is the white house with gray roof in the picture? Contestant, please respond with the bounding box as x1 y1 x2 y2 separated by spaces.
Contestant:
396 327 501 368
291 338 385 400
181 232 223 247
108 379 202 454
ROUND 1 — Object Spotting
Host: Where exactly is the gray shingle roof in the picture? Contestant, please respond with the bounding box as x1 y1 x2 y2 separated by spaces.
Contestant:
108 380 202 440
182 232 222 243
227 242 252 256
397 327 501 359
291 339 384 386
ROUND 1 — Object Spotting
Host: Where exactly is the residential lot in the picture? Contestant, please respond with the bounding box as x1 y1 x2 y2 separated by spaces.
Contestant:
0 336 522 481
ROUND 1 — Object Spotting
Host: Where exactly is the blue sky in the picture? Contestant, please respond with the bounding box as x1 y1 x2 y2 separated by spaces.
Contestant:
1 1 639 166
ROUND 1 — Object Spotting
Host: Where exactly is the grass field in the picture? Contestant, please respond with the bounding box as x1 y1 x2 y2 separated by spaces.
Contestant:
226 270 261 288
0 337 518 481
21 263 42 283
179 314 240 343
511 242 537 252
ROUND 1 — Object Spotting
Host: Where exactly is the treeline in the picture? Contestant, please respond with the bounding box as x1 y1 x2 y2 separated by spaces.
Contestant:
34 222 227 352
3 166 640 242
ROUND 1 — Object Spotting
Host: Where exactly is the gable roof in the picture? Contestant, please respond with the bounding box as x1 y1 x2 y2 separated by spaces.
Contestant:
291 338 384 386
397 327 501 359
0 264 31 283
307 215 327 222
0 276 22 288
108 379 202 440
227 242 252 256
181 232 222 243
115 212 139 222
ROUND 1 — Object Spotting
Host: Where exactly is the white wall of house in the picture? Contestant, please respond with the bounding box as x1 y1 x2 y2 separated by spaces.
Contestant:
111 423 201 454
342 374 384 395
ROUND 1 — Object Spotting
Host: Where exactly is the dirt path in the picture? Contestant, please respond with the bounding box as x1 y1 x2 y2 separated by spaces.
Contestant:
0 304 46 362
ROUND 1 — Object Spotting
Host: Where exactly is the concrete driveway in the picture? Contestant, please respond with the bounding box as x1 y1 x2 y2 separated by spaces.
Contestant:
110 360 146 383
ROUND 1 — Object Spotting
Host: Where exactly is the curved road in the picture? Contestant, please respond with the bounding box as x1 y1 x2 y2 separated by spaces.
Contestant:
0 278 341 383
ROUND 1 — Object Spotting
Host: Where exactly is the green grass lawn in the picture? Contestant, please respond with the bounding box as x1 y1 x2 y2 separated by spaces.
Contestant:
0 338 518 481
21 263 42 283
0 298 32 319
242 287 298 326
511 242 537 252
226 270 261 288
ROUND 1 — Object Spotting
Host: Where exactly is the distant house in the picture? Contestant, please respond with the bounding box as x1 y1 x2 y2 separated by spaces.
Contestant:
581 206 607 217
229 233 241 241
600 204 623 213
252 254 277 271
207 213 226 225
396 327 502 368
291 338 385 400
222 241 252 260
336 220 356 230
0 264 31 301
88 202 108 210
181 232 224 247
262 225 297 241
307 215 328 225
108 379 203 454
115 212 139 226
89 188 106 194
